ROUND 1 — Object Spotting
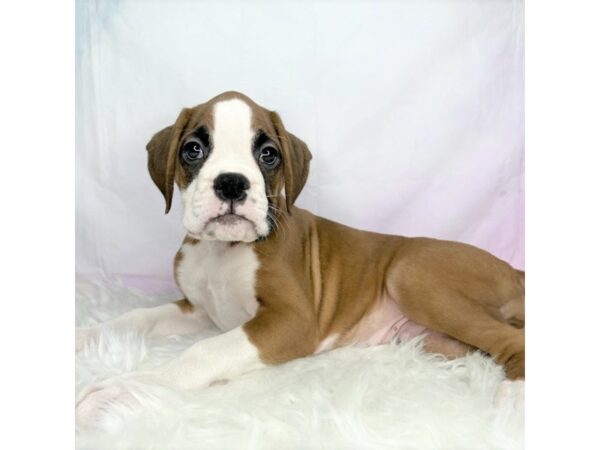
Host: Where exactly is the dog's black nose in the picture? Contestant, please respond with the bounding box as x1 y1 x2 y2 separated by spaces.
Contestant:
213 173 250 202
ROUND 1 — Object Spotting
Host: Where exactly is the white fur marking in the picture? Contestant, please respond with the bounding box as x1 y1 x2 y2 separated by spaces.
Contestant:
176 240 259 332
154 327 266 389
181 98 270 242
315 334 340 354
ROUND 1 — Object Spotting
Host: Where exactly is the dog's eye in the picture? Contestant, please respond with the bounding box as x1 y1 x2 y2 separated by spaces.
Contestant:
181 139 205 164
259 145 280 168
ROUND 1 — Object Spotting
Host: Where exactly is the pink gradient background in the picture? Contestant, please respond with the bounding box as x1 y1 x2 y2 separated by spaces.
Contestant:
76 0 524 291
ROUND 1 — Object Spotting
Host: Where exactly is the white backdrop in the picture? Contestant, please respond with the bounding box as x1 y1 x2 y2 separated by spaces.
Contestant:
76 0 524 286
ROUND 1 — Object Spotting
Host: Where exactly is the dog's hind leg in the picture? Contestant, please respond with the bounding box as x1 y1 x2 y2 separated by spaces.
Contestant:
75 299 213 351
387 281 525 379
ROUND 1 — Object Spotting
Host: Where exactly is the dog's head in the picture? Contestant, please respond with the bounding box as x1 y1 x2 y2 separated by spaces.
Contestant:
146 91 312 242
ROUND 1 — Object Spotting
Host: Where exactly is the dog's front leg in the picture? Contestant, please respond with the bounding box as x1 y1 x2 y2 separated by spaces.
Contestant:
150 303 319 389
76 305 318 426
75 299 212 351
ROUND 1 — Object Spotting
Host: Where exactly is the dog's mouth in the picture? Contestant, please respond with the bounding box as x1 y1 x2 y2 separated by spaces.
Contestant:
209 213 253 226
186 213 260 242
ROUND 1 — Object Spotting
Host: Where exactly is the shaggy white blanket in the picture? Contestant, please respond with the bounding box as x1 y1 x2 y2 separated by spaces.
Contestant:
75 277 524 450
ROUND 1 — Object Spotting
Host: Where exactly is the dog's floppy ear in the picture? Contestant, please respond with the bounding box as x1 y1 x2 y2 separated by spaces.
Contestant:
146 108 193 213
270 111 312 213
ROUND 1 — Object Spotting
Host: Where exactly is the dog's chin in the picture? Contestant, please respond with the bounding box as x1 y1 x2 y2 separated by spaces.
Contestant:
192 214 261 243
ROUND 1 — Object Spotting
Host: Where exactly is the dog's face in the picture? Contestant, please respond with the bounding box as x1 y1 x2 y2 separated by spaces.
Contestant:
146 92 312 242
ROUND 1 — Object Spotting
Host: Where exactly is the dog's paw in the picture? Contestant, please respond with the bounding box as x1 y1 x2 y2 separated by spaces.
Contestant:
76 380 136 428
494 379 525 410
504 350 525 380
75 326 100 352
75 372 160 428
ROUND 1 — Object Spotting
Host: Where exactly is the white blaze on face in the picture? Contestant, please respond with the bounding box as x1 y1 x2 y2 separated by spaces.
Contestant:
181 98 270 242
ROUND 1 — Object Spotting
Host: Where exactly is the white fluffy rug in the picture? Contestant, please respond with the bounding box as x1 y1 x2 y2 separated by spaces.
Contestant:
75 277 524 450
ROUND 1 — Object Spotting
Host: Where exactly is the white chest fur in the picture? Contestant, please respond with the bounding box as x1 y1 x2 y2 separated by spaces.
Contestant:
175 240 260 332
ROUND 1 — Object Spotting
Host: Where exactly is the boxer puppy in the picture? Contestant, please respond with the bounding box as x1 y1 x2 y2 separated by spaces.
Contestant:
76 91 524 425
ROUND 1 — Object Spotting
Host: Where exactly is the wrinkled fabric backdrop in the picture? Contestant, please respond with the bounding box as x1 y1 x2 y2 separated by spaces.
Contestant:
76 0 524 289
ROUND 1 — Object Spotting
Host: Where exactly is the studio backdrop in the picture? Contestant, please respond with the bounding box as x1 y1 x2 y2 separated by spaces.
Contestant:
76 0 524 287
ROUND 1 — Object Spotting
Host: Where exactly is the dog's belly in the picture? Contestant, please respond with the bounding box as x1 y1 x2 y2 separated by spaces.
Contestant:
175 240 259 332
325 293 432 352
